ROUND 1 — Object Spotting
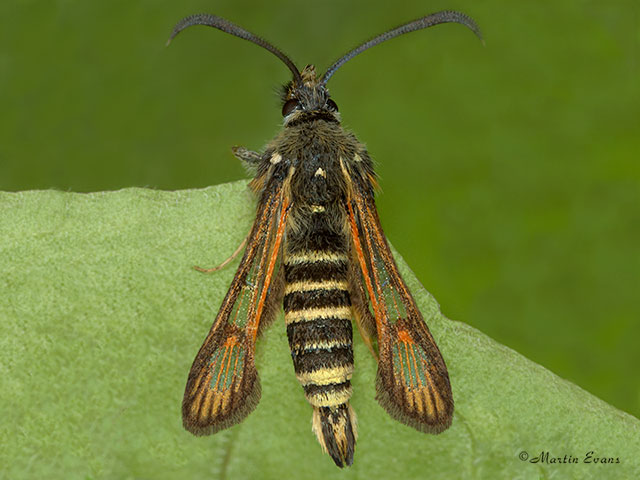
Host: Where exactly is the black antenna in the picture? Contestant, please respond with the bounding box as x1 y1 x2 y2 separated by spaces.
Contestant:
167 14 303 85
320 11 483 86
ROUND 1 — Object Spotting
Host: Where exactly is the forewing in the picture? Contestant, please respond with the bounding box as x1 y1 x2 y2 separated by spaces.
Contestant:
183 181 289 435
343 158 453 433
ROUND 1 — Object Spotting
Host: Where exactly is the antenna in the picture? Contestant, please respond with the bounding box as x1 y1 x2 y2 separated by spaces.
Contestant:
320 11 482 86
167 14 303 85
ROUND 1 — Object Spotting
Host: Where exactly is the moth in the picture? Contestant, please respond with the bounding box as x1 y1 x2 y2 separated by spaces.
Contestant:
168 11 481 468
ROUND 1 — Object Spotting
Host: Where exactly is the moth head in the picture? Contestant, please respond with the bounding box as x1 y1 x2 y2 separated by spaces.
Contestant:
167 12 482 122
280 65 340 123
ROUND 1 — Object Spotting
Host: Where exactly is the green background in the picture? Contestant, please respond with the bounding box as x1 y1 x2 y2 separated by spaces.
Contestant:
1 0 638 450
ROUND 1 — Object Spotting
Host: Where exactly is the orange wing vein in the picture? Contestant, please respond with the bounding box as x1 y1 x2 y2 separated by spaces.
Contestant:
182 181 289 435
344 159 453 433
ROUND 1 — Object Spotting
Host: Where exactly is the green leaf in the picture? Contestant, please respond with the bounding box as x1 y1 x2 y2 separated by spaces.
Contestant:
1 182 638 480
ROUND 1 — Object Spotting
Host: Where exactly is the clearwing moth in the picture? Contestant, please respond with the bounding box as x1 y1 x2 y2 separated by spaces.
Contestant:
168 11 482 468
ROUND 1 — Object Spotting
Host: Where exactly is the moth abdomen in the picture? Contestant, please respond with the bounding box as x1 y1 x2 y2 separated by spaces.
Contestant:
283 221 356 467
283 249 354 406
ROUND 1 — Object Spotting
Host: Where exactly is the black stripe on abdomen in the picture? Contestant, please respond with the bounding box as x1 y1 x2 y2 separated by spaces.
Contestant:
283 244 354 408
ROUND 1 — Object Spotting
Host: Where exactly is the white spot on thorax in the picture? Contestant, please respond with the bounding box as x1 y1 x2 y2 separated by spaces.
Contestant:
270 152 282 164
314 167 326 177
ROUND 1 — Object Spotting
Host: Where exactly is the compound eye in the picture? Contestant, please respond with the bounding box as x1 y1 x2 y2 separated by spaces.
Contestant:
282 99 299 117
326 99 339 112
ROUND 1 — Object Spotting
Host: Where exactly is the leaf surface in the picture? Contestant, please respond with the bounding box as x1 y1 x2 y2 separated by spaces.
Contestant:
1 182 638 479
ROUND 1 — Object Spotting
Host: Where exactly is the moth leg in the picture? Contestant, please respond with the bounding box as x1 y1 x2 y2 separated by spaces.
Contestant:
194 235 248 273
232 146 262 167
256 270 284 336
353 306 378 361
349 266 379 361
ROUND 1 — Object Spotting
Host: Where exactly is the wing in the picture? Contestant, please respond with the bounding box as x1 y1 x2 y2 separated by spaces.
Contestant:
341 157 453 434
182 177 290 435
